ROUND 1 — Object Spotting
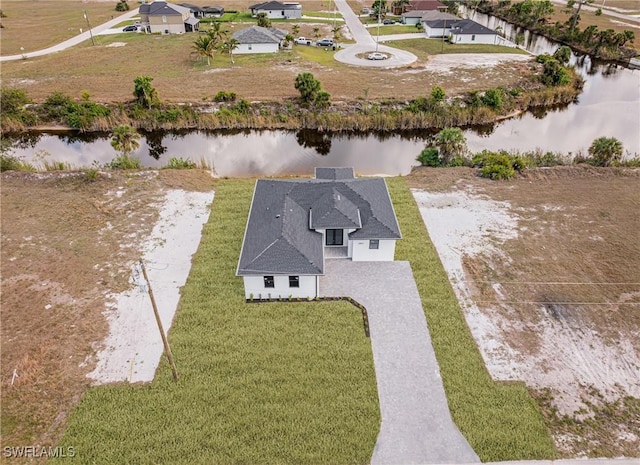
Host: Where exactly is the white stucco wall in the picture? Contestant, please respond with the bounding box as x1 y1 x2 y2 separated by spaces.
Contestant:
424 24 451 37
351 239 396 261
149 21 185 34
402 17 422 25
235 43 279 54
256 8 302 19
452 33 498 45
243 275 318 299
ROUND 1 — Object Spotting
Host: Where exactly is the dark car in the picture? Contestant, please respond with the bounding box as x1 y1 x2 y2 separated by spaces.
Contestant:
123 25 138 32
316 38 334 47
382 19 395 25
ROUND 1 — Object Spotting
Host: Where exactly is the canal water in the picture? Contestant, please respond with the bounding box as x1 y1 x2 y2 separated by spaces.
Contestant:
5 12 639 177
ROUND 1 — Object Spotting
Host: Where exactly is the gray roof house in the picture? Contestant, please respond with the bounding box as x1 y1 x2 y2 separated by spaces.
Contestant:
249 1 302 19
237 168 401 299
449 19 499 44
139 1 199 34
232 26 287 54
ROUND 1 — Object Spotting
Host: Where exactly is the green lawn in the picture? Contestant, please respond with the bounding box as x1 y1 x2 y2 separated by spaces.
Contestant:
54 179 380 465
387 177 556 461
368 24 421 35
387 38 530 55
55 177 556 464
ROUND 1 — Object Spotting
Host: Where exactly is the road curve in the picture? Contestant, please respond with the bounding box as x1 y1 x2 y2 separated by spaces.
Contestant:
0 9 140 62
333 0 418 68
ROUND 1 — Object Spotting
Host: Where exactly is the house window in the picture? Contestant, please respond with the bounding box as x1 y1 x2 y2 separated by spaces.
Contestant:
472 34 476 41
248 44 252 50
282 10 285 16
264 276 274 288
162 15 167 23
369 239 379 249
289 276 299 288
326 229 343 246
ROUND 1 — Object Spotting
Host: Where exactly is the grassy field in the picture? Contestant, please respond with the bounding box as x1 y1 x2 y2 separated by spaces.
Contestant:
52 179 380 465
387 38 530 55
387 177 556 461
368 24 421 35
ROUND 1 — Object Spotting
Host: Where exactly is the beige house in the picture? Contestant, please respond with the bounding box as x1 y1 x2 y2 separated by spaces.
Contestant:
139 1 199 34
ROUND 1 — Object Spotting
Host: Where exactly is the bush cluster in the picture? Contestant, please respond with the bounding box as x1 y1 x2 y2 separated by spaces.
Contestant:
41 92 110 130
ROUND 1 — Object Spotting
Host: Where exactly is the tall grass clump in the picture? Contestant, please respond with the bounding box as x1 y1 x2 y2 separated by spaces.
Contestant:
55 179 380 465
0 154 35 172
387 177 556 461
106 154 141 170
162 157 196 169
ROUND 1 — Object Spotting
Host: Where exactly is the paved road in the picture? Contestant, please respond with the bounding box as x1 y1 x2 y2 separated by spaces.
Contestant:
333 0 418 67
0 9 140 62
549 0 640 24
320 260 479 465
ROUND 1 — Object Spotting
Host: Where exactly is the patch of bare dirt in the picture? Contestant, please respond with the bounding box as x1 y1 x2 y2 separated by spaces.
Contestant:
409 165 640 457
0 169 215 456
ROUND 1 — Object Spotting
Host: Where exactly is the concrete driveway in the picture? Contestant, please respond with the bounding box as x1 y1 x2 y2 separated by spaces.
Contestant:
320 260 479 465
333 0 417 68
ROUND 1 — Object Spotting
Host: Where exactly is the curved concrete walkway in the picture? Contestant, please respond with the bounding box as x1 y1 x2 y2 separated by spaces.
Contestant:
320 260 479 465
0 9 140 62
333 0 417 67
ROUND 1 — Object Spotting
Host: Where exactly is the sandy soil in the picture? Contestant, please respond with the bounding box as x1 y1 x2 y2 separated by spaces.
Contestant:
424 53 533 73
408 166 640 457
1 169 215 452
89 189 214 383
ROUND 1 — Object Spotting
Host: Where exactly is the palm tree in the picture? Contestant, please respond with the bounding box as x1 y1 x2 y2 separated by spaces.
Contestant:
110 125 140 156
292 24 300 36
220 37 240 64
434 127 467 165
588 136 623 166
207 21 228 44
192 35 215 65
312 27 320 39
331 25 341 41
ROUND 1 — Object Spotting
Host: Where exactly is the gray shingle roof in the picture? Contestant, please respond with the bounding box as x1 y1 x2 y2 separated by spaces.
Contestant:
315 167 354 180
140 1 190 16
450 19 497 35
237 171 401 276
310 189 362 229
232 26 286 44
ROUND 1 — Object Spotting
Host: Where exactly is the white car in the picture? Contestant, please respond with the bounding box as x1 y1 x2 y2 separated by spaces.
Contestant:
294 37 312 45
367 52 387 60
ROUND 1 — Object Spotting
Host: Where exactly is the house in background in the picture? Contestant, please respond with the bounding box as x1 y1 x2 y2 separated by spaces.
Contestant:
237 168 402 299
179 3 205 18
232 25 286 54
139 1 199 34
249 1 302 19
394 0 447 15
449 19 499 44
202 6 224 17
419 11 459 36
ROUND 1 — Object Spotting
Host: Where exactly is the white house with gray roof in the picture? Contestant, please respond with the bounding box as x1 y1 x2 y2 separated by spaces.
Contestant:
449 19 500 44
237 168 402 299
232 26 286 54
249 1 302 19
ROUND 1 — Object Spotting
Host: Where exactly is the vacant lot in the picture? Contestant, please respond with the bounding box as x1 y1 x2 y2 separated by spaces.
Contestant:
407 166 640 457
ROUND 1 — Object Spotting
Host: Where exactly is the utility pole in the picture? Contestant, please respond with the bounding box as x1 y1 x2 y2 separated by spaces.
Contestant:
376 3 382 52
83 10 95 46
140 260 179 381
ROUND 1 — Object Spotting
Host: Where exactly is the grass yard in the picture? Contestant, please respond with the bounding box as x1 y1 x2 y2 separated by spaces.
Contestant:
387 38 530 56
53 179 380 465
386 177 556 461
369 24 421 35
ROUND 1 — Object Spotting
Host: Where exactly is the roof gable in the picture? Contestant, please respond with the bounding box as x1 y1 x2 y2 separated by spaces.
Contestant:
250 1 301 10
310 188 362 229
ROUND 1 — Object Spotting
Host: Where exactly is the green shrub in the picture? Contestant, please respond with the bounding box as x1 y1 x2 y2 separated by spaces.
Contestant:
314 91 331 110
0 154 34 172
1 88 31 115
473 150 519 180
107 154 141 170
416 147 441 167
234 99 251 114
482 88 504 109
84 168 100 181
115 1 129 11
163 157 196 169
214 90 237 102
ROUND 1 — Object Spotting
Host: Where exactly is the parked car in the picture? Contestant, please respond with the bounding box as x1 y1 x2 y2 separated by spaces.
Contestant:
367 52 387 60
123 25 138 32
361 7 371 14
316 38 334 47
294 37 312 45
382 19 395 25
